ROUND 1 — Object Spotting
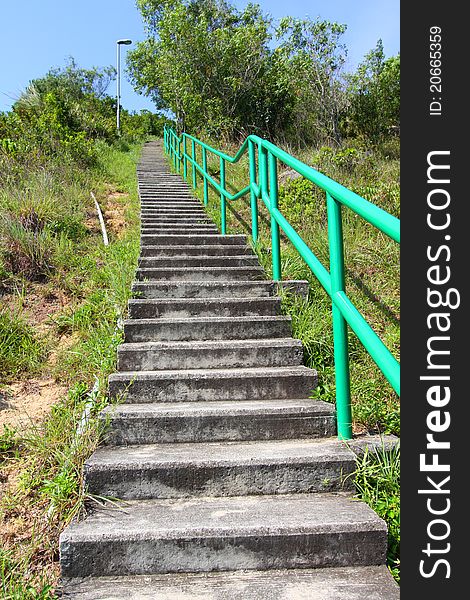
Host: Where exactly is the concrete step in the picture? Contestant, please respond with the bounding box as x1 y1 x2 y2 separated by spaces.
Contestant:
140 202 202 208
132 279 308 299
59 493 387 577
100 399 336 445
140 227 219 236
140 195 198 198
140 206 205 212
140 200 199 207
117 338 303 371
85 437 356 499
141 234 246 246
141 224 215 231
141 198 201 203
139 244 255 257
135 266 265 282
140 207 203 213
140 210 208 216
141 213 208 220
140 197 199 201
123 315 292 342
140 216 210 223
59 565 400 599
137 256 259 269
108 365 316 402
128 297 280 318
139 191 194 196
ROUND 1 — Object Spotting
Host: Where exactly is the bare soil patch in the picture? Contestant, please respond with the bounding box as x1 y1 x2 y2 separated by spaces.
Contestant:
0 378 68 430
104 191 129 237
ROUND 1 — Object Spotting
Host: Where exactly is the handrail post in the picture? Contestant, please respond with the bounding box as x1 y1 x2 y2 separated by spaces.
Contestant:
326 191 352 440
268 152 281 281
248 139 259 242
202 147 208 206
191 140 197 189
220 157 226 235
183 136 187 179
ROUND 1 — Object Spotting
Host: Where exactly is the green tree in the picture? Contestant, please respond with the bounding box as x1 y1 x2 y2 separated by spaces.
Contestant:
345 40 400 142
128 0 292 139
275 17 348 146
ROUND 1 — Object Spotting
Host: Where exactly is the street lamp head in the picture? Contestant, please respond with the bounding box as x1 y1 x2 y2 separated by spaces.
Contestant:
117 39 132 45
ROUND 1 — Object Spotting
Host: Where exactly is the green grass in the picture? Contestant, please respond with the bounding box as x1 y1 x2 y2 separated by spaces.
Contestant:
1 548 55 600
353 443 400 582
0 308 47 382
0 139 142 596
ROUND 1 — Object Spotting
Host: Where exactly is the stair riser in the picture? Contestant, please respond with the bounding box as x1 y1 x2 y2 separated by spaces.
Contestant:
108 372 316 403
135 268 264 282
128 298 280 318
141 217 209 222
140 207 205 211
139 245 254 257
131 281 308 299
139 196 195 201
140 197 199 201
60 530 387 578
101 413 336 445
85 459 355 500
141 235 247 246
138 258 259 269
140 201 199 207
117 344 303 371
123 319 291 342
141 228 219 235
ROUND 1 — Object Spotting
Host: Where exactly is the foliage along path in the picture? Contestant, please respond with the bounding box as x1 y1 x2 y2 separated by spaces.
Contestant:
58 140 399 599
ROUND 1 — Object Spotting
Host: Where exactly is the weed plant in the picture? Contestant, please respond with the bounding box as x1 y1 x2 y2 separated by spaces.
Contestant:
353 443 401 582
0 308 46 381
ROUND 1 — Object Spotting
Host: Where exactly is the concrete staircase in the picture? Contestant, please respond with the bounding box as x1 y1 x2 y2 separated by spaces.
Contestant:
59 141 399 599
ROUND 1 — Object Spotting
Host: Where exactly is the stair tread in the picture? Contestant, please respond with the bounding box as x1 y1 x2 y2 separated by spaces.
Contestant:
60 492 386 541
118 338 301 351
109 365 313 378
60 566 399 600
101 398 335 417
123 315 291 324
86 437 355 469
128 297 279 305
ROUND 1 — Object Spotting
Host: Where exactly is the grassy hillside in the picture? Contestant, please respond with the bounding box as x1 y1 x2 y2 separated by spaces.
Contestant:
0 141 141 597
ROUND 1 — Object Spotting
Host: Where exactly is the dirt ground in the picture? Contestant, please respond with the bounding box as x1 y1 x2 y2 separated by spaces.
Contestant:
104 191 129 237
0 378 68 430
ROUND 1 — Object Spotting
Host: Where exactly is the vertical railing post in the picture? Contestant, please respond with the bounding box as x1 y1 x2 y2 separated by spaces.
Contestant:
183 136 187 180
172 134 177 170
220 157 226 235
202 147 208 206
191 140 197 189
248 139 259 242
268 152 281 281
326 191 352 440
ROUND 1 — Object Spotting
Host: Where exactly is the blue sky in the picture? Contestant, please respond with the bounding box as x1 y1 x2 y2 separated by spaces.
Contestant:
0 0 399 114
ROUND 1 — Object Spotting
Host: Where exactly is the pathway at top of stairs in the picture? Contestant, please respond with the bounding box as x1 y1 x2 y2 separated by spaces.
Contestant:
59 140 399 599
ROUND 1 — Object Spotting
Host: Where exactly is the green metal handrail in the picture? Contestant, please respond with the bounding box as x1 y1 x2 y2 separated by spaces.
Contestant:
163 125 400 440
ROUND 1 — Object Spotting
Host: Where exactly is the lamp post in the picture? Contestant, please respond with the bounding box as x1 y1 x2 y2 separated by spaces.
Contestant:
116 39 132 135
